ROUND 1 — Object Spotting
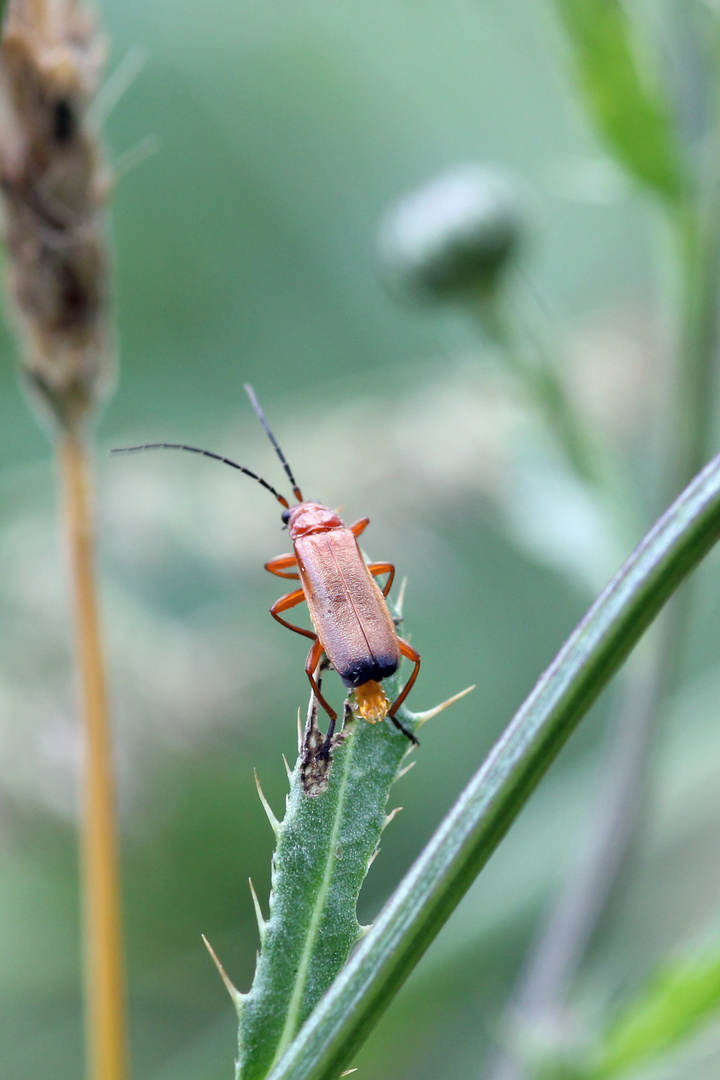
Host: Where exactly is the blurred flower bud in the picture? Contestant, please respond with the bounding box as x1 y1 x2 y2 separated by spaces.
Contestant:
379 166 523 300
0 0 113 435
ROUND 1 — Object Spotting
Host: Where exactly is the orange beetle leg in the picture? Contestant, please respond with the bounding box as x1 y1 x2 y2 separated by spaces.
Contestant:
368 561 395 597
265 552 300 580
388 637 421 745
306 639 341 757
349 517 370 538
270 588 315 639
306 639 336 723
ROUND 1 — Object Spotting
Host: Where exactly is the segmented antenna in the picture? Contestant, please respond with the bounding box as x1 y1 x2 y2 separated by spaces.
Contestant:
244 384 303 502
110 443 290 508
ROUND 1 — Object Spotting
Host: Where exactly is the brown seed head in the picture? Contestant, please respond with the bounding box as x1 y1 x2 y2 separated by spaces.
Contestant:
0 0 112 434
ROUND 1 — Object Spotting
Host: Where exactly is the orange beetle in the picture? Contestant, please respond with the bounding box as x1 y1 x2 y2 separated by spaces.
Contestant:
113 386 420 749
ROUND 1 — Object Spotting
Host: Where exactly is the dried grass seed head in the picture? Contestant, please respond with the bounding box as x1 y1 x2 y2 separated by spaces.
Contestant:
0 0 113 435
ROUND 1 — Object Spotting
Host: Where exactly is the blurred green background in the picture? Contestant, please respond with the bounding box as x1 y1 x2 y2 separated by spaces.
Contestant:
3 0 720 1078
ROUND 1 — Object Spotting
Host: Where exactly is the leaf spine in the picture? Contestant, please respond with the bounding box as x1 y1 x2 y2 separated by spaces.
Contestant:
413 684 475 727
396 760 417 781
202 934 242 1007
254 769 280 835
248 878 267 938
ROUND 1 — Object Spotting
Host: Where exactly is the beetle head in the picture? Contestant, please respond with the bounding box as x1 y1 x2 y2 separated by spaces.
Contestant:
285 501 343 537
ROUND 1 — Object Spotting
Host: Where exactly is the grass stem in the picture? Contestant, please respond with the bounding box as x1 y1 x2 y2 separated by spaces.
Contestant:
59 433 127 1080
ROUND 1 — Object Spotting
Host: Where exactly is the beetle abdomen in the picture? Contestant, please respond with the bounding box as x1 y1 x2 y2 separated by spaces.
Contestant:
296 528 401 688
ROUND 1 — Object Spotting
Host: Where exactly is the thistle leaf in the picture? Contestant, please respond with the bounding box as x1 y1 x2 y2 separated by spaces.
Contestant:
236 681 426 1080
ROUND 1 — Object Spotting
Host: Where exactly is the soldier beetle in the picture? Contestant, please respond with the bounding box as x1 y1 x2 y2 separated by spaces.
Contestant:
113 386 420 749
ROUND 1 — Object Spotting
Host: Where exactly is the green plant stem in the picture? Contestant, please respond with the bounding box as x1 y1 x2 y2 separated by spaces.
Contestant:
487 69 720 1061
487 628 672 1080
486 192 720 1080
664 9 720 498
264 450 720 1080
59 433 127 1080
671 202 720 498
480 291 599 483
475 288 638 547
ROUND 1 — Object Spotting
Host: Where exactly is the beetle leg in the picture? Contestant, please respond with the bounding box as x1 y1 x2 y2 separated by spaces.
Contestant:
265 553 300 580
388 638 421 745
305 639 339 758
270 588 315 639
306 639 336 721
349 517 370 537
368 561 395 597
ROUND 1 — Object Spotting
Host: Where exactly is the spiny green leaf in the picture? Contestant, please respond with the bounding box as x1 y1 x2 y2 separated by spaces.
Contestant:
555 0 684 202
236 683 417 1080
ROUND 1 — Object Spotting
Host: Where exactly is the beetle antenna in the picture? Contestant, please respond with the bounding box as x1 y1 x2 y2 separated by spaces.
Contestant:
110 443 290 508
244 384 303 502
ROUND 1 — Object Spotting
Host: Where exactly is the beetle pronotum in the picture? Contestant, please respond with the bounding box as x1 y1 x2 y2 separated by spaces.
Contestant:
113 386 421 751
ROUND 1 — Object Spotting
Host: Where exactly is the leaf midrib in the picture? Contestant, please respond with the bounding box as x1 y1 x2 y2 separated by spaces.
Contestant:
269 733 357 1068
